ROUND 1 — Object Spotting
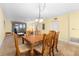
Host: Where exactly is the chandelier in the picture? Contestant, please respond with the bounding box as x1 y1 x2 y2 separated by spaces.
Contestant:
35 3 46 23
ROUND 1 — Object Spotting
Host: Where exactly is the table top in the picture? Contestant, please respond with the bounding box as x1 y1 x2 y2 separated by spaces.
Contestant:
22 35 43 44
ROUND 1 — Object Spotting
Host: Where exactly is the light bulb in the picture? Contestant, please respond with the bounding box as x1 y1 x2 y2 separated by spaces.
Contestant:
39 19 43 23
35 19 38 22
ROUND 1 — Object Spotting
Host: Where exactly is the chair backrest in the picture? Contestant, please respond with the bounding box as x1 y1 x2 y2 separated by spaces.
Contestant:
49 31 56 45
42 32 56 55
49 31 59 48
49 31 56 38
13 32 20 55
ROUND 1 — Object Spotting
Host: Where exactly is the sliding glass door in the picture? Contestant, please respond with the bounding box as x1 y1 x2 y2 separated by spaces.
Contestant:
12 22 26 33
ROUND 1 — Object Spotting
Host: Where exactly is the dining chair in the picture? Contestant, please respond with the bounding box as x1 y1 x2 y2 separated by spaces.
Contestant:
54 32 59 52
13 32 30 56
49 31 56 56
49 31 59 55
34 33 55 56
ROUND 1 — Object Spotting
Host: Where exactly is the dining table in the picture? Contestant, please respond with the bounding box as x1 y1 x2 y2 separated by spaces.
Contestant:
22 34 43 55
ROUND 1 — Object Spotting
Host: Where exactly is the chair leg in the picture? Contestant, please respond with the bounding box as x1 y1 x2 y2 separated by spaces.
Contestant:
52 50 54 56
55 47 58 52
49 47 53 56
52 48 54 56
55 43 59 52
15 52 20 56
49 49 51 56
42 49 44 56
15 52 18 56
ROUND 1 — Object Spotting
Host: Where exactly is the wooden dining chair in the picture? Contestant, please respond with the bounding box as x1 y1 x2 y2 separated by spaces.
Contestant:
54 32 59 52
13 32 30 56
34 33 55 56
49 31 59 55
49 31 56 56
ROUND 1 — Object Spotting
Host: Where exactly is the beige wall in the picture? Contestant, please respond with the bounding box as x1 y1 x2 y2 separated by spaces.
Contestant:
0 8 5 46
70 12 79 38
5 19 12 32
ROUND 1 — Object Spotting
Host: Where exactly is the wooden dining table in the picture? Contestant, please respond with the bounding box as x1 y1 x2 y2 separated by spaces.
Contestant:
22 34 43 55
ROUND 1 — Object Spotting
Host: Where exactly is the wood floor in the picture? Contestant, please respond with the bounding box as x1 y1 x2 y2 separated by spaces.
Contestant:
0 34 79 56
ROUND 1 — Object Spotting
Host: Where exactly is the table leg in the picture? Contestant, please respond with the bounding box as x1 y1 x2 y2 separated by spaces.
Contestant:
30 44 34 56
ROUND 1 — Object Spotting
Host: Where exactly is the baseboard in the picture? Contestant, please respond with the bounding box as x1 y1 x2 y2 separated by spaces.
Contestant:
59 39 79 46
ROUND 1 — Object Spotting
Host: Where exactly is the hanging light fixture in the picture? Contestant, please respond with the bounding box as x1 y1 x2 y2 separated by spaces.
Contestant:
34 3 46 35
35 3 46 23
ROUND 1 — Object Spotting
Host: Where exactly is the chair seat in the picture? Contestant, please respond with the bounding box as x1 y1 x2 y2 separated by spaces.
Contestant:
34 45 42 53
19 44 30 53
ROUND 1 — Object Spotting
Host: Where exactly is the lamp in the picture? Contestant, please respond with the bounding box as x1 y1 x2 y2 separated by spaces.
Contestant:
35 3 46 22
34 3 46 35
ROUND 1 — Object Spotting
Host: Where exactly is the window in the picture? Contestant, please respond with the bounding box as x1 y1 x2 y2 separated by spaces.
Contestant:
12 22 26 33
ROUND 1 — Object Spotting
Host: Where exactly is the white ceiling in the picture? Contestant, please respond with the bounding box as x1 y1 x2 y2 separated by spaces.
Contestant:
0 3 79 21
